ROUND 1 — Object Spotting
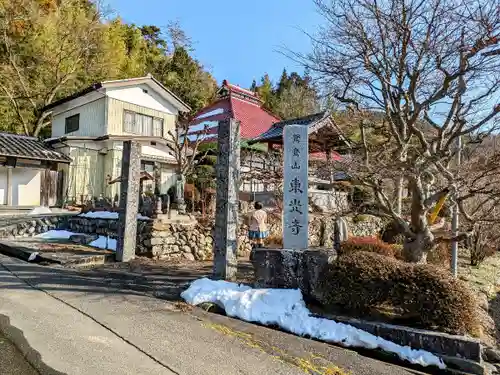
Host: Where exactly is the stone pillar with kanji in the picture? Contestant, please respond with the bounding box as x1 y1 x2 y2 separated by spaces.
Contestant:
283 124 309 250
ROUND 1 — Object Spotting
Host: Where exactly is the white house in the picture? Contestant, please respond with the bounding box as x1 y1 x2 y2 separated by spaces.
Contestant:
45 75 191 204
0 132 71 208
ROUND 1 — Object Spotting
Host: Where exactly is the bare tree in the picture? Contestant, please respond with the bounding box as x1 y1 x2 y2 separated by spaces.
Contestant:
0 0 106 136
291 0 500 262
166 121 210 213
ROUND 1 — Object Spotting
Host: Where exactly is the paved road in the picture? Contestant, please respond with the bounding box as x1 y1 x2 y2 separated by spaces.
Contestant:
0 254 432 375
0 332 38 375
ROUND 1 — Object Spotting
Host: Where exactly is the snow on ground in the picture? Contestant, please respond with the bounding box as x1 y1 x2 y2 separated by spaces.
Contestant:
88 236 117 251
181 278 445 369
29 206 52 215
36 230 76 240
36 230 116 251
78 211 150 220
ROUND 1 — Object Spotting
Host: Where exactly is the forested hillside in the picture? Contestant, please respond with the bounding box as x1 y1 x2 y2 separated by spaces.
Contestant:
0 0 217 137
0 0 321 138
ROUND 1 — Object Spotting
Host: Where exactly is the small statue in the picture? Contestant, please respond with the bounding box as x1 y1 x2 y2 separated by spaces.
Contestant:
176 175 186 214
333 216 348 251
165 195 171 219
155 196 162 216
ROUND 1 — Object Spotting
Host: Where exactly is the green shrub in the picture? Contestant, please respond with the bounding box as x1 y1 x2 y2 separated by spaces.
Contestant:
350 186 373 207
340 236 395 258
352 214 370 224
318 252 478 335
391 244 404 260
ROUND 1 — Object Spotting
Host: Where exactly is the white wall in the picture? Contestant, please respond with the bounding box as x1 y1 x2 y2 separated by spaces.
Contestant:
106 84 178 114
142 144 177 163
160 168 176 194
0 170 6 204
309 189 349 213
0 167 41 206
51 98 107 138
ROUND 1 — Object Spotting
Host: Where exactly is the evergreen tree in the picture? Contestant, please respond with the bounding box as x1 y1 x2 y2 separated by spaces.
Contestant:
252 69 320 120
257 74 274 110
0 0 217 135
276 68 289 96
250 79 257 93
161 47 216 115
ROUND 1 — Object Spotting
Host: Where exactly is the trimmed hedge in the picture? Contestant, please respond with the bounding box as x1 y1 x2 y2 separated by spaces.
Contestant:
319 252 478 335
339 236 396 258
427 242 451 268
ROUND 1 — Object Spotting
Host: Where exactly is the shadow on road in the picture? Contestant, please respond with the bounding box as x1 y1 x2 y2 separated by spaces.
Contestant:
0 257 254 302
0 315 66 375
0 257 446 375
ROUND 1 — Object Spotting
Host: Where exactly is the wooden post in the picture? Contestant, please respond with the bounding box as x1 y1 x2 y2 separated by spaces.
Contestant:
6 167 12 206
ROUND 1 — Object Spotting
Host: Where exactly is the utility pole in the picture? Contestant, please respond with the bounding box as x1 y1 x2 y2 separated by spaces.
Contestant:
451 134 462 277
451 29 466 277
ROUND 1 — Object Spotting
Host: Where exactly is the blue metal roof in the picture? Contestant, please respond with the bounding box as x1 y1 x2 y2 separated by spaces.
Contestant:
249 112 329 143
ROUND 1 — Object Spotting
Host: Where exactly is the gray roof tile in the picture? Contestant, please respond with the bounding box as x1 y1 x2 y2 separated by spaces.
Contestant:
0 132 71 163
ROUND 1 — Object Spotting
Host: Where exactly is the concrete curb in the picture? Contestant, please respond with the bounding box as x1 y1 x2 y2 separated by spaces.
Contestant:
325 314 482 357
0 314 67 375
309 314 486 375
197 302 485 374
0 241 51 263
0 240 114 267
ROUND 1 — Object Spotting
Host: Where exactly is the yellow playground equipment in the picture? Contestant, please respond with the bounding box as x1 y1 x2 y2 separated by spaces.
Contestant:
428 193 448 225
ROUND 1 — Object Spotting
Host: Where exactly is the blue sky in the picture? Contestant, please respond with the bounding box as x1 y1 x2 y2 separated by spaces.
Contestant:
104 0 321 88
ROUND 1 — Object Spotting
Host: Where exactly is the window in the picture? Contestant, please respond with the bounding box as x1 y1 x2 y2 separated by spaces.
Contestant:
65 114 80 133
153 118 163 137
142 115 153 136
123 110 164 137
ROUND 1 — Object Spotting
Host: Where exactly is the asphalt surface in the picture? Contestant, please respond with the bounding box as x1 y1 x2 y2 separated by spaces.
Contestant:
0 332 39 375
0 254 433 375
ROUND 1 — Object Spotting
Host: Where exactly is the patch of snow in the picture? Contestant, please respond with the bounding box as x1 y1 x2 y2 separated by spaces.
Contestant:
185 133 217 142
78 211 150 220
88 236 117 251
28 252 39 261
188 120 219 133
36 230 117 251
36 230 77 240
29 206 52 215
181 278 445 369
194 108 225 120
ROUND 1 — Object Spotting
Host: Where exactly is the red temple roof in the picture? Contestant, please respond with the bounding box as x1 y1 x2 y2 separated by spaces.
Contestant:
187 81 345 163
188 80 280 141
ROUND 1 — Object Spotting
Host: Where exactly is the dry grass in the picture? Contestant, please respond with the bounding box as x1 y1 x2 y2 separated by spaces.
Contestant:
173 301 194 312
205 323 350 375
458 248 500 346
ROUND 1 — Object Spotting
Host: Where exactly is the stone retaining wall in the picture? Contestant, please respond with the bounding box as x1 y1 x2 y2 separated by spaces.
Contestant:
66 216 253 261
145 221 253 261
0 213 384 262
0 215 69 238
264 213 384 247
